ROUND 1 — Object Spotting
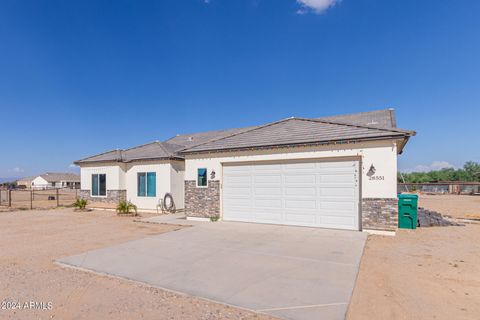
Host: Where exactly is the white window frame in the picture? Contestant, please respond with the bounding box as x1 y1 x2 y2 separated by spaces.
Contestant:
91 173 107 198
137 172 156 197
197 168 208 188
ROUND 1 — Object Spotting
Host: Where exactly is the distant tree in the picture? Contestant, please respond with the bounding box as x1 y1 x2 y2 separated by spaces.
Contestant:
463 161 480 181
399 161 480 183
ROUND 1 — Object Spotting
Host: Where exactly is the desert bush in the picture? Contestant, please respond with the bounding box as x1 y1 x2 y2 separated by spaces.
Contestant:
74 198 88 210
117 200 137 215
210 214 220 222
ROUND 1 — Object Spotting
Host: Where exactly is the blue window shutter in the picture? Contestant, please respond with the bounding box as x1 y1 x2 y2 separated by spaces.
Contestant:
147 172 156 197
137 173 146 197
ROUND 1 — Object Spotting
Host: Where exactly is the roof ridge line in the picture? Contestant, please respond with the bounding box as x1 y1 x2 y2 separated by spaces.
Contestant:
177 118 294 153
155 141 174 157
296 117 415 135
388 108 397 127
75 148 123 163
320 108 393 121
123 140 163 152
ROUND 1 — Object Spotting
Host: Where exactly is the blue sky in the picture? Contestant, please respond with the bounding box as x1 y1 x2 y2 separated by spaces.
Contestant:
1 0 479 179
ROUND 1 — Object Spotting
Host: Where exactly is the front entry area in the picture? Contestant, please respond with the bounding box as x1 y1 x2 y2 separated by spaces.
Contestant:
222 159 360 230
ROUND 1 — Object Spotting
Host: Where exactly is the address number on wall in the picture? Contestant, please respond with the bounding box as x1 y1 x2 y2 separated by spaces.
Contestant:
369 176 385 181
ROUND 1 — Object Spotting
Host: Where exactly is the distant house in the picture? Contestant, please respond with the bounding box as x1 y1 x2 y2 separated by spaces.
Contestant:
17 173 80 189
16 176 37 189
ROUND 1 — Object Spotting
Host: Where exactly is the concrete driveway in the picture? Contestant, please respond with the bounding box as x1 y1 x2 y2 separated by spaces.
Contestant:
58 221 366 320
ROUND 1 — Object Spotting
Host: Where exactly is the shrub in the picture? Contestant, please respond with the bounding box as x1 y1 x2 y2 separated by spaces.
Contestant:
210 214 220 222
74 198 88 210
117 200 137 215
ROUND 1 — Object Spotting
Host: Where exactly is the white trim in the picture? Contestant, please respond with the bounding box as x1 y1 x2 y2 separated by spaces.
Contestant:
363 229 396 236
91 173 107 197
186 216 211 222
137 171 157 198
196 168 209 188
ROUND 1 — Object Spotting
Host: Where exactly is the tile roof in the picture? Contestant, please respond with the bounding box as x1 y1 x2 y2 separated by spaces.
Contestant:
40 173 80 182
165 108 397 149
16 176 38 183
75 109 414 163
319 108 397 128
164 126 259 149
74 141 184 164
179 117 414 153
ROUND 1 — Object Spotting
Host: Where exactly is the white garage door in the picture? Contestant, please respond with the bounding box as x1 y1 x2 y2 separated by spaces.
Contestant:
222 160 360 230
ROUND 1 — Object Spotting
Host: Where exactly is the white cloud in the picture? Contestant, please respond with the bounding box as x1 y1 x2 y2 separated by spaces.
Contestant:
296 0 340 14
68 164 77 168
12 167 24 173
405 161 455 173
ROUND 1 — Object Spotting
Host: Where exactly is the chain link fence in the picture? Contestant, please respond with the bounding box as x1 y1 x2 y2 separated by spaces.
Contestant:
398 183 480 195
0 188 79 210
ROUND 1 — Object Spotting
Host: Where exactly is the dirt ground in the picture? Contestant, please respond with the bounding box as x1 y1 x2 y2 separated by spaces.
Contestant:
2 196 479 320
0 209 274 320
418 194 480 219
348 195 480 320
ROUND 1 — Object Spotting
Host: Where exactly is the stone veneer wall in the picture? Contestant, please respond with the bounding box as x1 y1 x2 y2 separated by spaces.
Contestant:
362 198 398 231
79 190 127 204
184 180 220 218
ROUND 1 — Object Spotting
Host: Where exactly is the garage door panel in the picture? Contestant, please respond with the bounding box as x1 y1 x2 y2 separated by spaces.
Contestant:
285 162 316 169
254 187 282 196
254 175 282 184
223 160 359 230
285 199 317 209
224 197 252 207
254 211 283 221
254 199 283 208
285 186 317 196
224 166 252 173
320 174 355 183
284 174 316 184
317 162 355 168
284 212 317 224
224 187 251 196
225 175 251 185
319 187 355 197
253 164 282 172
320 201 356 211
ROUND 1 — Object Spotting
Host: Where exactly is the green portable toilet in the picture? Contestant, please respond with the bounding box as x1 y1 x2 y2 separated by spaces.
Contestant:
398 194 418 229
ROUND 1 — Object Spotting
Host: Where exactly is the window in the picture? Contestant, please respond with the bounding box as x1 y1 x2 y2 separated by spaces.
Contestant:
92 174 106 196
197 168 207 187
137 172 156 197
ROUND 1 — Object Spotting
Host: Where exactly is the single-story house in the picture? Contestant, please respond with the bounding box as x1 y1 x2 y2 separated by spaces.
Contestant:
25 173 81 189
16 176 37 189
75 109 415 232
